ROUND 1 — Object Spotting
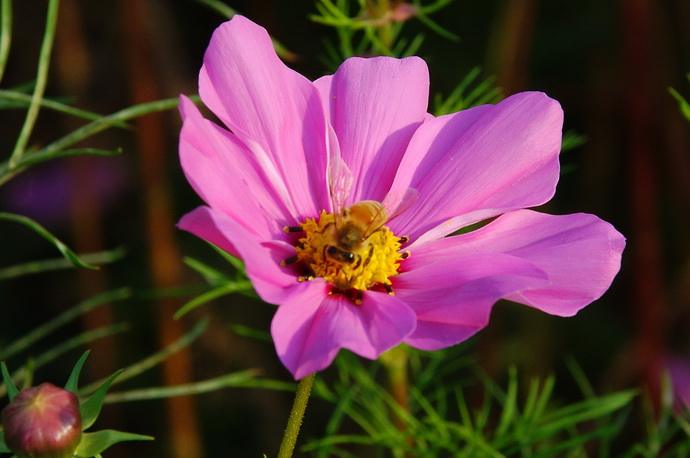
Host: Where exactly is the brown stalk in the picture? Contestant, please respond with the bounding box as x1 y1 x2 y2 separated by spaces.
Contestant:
119 1 203 456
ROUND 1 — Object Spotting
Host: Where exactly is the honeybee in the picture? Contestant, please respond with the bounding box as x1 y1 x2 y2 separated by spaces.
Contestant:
325 200 388 265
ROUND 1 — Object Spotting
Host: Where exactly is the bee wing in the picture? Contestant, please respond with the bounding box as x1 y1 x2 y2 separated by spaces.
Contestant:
326 126 353 216
361 202 389 239
382 187 418 221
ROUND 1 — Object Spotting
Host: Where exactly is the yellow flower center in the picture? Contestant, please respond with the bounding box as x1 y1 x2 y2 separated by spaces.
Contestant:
292 211 404 294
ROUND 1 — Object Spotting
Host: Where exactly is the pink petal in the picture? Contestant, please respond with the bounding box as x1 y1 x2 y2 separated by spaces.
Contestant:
178 206 297 304
388 92 563 244
178 96 293 238
407 210 625 318
271 281 416 379
199 16 329 218
395 253 549 350
320 57 429 203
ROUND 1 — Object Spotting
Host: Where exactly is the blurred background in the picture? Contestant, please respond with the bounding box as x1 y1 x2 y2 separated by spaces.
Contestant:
0 0 689 456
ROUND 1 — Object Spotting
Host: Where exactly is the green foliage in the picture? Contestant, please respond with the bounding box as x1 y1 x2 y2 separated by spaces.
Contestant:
433 66 502 115
0 247 126 281
0 288 131 362
195 0 296 61
0 361 18 401
80 370 124 430
75 430 153 458
8 0 58 168
65 351 91 393
669 74 690 122
312 0 456 69
297 349 690 457
0 212 98 270
175 242 255 319
561 130 587 153
0 431 8 453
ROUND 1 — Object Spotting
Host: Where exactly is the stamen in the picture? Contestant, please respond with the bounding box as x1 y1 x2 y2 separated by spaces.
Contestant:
290 208 407 302
400 251 411 259
283 225 304 233
399 236 409 244
280 255 299 266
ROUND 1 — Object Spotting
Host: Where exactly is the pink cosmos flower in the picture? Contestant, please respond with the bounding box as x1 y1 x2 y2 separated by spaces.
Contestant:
178 16 625 379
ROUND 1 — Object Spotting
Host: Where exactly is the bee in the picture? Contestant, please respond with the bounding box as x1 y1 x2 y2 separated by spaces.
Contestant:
324 200 388 265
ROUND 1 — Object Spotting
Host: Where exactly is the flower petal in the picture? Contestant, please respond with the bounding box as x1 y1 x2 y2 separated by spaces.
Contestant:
199 15 329 218
271 281 416 379
388 92 563 245
396 253 549 350
178 96 292 238
178 206 297 304
322 56 429 203
407 209 625 318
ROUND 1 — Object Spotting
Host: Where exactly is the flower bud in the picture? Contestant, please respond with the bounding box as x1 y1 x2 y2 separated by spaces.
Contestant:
1 383 82 458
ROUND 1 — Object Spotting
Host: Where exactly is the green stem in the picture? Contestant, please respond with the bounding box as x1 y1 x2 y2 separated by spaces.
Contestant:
8 0 59 168
0 0 12 84
277 374 316 458
381 346 410 430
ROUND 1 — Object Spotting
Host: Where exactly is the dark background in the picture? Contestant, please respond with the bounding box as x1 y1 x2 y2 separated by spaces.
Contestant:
1 0 689 456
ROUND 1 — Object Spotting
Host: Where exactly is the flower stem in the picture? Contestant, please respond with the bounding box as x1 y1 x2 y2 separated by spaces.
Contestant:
277 373 315 458
381 346 410 430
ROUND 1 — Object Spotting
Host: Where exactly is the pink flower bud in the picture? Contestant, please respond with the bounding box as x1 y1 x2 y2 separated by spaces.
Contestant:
1 383 82 458
390 3 417 22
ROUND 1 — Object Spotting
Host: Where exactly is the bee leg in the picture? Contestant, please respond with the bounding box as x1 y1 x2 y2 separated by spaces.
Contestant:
297 275 314 282
280 255 299 267
398 236 409 244
384 284 395 296
400 250 411 259
283 225 304 233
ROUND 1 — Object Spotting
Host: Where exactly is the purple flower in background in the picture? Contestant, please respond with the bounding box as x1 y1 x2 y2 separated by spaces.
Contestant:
667 357 690 410
178 16 625 379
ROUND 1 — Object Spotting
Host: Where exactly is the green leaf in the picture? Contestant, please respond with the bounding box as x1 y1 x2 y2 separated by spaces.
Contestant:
0 247 126 281
0 323 129 399
0 288 131 360
562 130 587 152
174 280 252 319
75 430 153 457
208 242 244 271
80 370 124 430
194 0 236 18
8 0 59 168
183 256 228 285
669 86 690 122
103 370 294 403
79 319 208 396
0 90 129 127
0 430 9 453
0 212 97 269
1 361 18 400
65 351 91 393
229 323 271 342
38 97 191 158
496 366 518 436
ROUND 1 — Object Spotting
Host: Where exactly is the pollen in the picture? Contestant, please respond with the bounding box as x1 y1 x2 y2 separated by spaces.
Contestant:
292 211 404 293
